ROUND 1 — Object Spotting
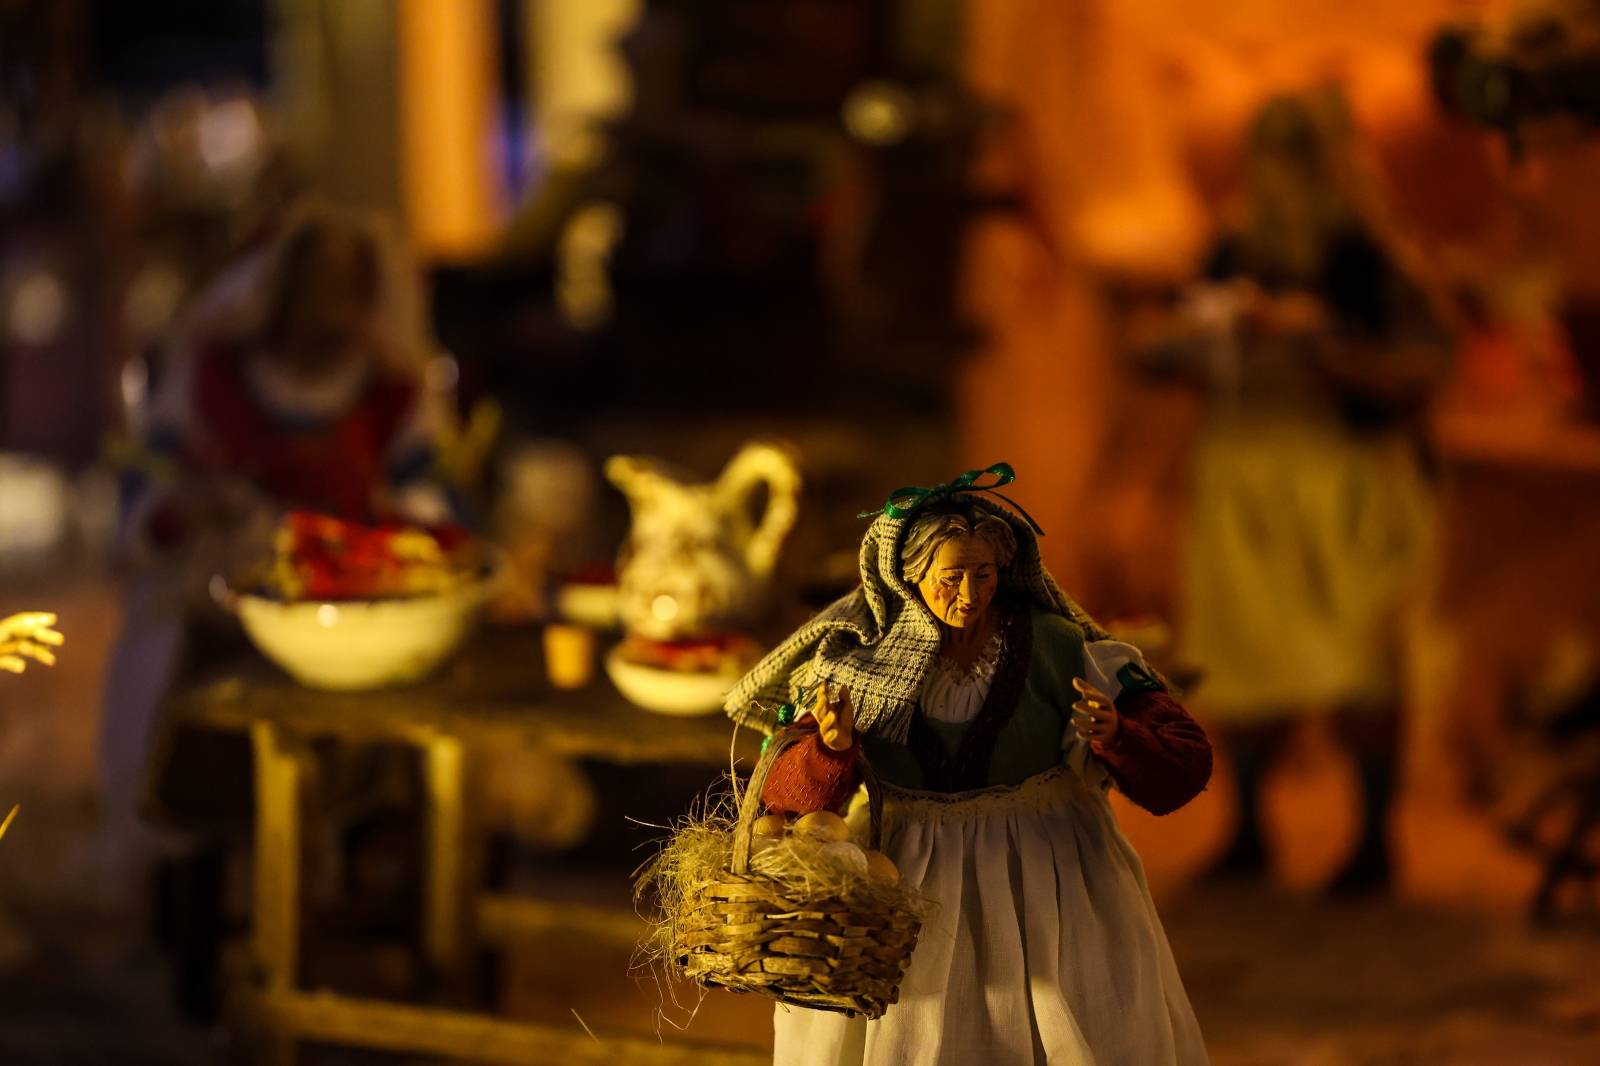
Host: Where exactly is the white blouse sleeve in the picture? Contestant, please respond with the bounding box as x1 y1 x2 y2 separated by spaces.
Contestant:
1083 639 1155 702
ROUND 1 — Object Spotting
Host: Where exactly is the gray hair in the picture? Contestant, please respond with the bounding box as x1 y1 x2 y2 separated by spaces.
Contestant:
899 507 1018 585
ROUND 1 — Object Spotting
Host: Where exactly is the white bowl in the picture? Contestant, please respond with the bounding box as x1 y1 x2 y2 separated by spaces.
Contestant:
555 582 621 630
233 576 494 692
603 647 739 716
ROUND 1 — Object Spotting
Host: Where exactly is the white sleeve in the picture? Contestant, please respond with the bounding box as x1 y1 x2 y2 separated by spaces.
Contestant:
141 340 198 440
1083 639 1154 702
116 352 197 563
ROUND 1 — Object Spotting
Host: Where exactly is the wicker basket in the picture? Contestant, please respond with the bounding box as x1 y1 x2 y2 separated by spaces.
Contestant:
672 733 923 1019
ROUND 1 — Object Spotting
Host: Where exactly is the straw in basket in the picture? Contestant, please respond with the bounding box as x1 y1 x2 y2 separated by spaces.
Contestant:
672 732 923 1020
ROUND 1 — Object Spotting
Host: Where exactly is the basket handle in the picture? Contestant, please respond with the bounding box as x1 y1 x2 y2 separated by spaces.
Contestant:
730 729 885 875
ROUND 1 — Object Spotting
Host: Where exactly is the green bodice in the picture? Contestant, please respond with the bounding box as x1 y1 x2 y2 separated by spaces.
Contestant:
861 610 1087 792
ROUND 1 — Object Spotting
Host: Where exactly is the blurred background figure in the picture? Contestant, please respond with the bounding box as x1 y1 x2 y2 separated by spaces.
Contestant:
97 204 448 952
1157 90 1450 894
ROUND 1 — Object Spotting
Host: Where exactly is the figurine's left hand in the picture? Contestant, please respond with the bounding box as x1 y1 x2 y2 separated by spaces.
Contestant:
1072 677 1119 745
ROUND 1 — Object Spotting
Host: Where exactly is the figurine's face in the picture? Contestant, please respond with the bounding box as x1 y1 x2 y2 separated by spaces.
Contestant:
916 535 998 629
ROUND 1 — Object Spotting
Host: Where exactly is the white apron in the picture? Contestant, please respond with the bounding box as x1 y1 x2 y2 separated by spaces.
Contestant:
773 756 1208 1065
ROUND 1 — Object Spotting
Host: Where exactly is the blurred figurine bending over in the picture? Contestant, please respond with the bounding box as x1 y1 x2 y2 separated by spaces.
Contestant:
98 206 449 907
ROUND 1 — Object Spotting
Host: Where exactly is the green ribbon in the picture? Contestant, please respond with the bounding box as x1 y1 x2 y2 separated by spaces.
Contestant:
859 461 1045 535
760 702 799 754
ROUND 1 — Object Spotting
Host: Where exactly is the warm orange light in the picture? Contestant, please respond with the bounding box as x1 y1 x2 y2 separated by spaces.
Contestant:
396 0 503 260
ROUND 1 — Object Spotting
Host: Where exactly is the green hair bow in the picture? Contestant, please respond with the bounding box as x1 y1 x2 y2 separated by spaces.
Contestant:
859 461 1045 535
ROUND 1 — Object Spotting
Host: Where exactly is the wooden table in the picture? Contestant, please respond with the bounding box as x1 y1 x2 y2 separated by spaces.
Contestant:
165 627 765 1065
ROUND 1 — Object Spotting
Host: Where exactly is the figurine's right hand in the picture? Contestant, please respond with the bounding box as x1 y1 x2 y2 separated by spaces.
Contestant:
814 680 855 751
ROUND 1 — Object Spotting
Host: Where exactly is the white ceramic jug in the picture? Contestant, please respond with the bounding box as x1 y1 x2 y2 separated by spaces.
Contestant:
606 442 801 641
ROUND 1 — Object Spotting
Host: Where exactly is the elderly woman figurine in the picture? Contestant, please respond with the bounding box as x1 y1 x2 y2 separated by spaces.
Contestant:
726 464 1212 1066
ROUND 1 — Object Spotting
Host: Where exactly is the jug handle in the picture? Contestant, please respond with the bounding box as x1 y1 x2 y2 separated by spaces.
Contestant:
718 444 801 580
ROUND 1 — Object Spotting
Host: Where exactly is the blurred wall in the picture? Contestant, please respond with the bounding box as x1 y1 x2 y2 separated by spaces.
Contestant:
957 0 1212 603
274 0 509 259
396 0 505 260
273 0 404 215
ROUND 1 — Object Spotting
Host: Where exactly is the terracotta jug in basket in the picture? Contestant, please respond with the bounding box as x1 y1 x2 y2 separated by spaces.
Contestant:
606 442 801 641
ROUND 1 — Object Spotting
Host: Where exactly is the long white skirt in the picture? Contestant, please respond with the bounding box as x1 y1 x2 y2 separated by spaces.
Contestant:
773 764 1208 1065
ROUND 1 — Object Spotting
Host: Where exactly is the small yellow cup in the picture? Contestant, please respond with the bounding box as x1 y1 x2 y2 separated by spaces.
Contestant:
543 623 596 690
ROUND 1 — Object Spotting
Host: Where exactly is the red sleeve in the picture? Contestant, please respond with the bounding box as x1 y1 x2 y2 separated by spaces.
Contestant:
759 718 861 816
1092 689 1212 815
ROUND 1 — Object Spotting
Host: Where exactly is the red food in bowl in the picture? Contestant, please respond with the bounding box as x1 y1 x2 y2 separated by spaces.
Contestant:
618 632 760 674
268 511 479 601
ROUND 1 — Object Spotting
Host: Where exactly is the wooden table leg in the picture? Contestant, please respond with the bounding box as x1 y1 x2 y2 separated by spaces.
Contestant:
250 721 306 1065
422 733 473 997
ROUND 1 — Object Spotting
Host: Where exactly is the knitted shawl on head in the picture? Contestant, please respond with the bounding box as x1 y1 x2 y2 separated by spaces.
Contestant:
725 496 1121 744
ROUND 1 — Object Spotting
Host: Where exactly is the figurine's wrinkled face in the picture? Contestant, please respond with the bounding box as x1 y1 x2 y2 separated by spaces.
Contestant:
916 535 997 629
